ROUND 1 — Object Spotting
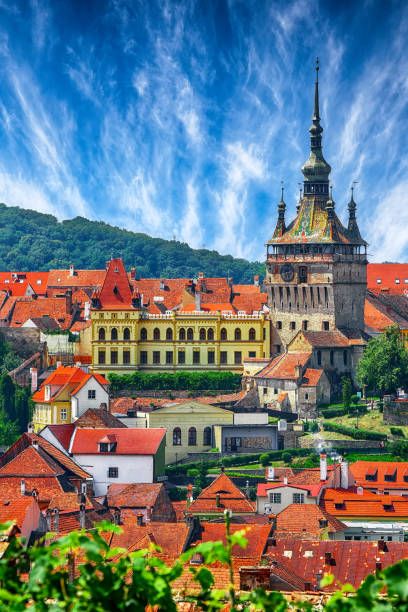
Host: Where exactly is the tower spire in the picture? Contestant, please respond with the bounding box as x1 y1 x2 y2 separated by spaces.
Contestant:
272 181 286 238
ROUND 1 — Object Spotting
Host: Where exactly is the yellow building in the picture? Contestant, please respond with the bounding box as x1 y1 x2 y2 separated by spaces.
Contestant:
32 365 109 432
90 259 270 375
147 400 233 464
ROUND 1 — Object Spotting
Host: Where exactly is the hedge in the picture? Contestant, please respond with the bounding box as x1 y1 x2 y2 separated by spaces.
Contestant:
320 407 347 418
108 371 241 393
390 427 405 438
322 421 387 441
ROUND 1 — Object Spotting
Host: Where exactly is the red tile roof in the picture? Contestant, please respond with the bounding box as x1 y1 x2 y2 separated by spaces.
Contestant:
45 424 75 451
0 496 38 530
96 258 133 309
266 539 408 591
107 483 164 508
364 298 395 332
188 473 255 515
321 488 408 519
196 522 271 559
0 446 63 477
302 330 350 347
255 352 311 380
0 477 63 501
0 272 48 296
70 427 166 455
301 368 324 387
47 268 105 289
9 296 73 329
32 366 108 403
274 504 346 538
108 519 190 558
350 461 408 490
367 263 408 295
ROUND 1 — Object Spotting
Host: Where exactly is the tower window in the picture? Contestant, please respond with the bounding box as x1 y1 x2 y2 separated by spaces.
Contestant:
290 321 296 330
302 320 308 331
299 266 307 283
276 321 282 330
317 350 322 366
323 321 330 331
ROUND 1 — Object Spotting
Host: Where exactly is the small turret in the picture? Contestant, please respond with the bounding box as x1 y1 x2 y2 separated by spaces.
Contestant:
272 184 286 238
347 185 365 244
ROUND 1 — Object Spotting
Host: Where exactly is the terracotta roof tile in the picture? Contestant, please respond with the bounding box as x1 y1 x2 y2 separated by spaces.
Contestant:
0 446 63 477
274 504 346 538
367 263 408 295
302 330 350 347
350 461 408 490
0 272 48 297
301 368 324 387
70 427 166 455
97 259 133 309
10 296 72 329
47 269 105 289
0 496 38 530
107 483 164 508
196 522 271 559
321 487 408 519
189 473 255 515
255 352 311 380
109 519 190 557
45 424 75 451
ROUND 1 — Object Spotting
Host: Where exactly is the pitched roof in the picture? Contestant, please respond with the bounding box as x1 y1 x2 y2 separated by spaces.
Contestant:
188 472 255 514
0 446 63 477
195 522 271 559
365 291 408 333
266 539 408 591
108 519 190 558
255 352 311 380
0 496 38 530
47 268 105 289
0 477 63 500
302 330 351 347
107 483 164 508
301 368 324 387
70 428 166 455
350 461 408 490
45 424 75 451
274 504 346 538
9 296 72 329
32 367 108 404
367 263 408 295
321 488 408 519
96 258 133 310
75 408 126 429
0 272 48 296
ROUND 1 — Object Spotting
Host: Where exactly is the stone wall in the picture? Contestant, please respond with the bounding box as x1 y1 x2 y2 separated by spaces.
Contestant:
384 399 408 425
0 327 42 359
299 437 383 450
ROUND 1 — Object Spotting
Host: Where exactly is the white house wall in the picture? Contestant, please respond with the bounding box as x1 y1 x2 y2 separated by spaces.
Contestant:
72 454 154 496
71 378 109 419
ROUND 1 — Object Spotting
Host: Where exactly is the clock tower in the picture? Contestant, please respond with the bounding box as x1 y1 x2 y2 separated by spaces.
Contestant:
265 60 367 352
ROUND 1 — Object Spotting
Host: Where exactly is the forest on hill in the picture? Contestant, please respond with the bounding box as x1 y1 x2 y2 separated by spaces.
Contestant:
0 204 263 282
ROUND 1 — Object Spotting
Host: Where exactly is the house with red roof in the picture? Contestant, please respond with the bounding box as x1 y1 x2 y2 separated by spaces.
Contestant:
32 365 109 431
69 427 167 495
106 482 176 523
349 461 408 495
0 495 44 544
187 472 255 517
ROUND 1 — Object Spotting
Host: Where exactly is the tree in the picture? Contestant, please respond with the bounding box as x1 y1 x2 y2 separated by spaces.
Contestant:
342 376 353 411
0 373 16 422
0 409 19 446
193 462 208 493
14 386 32 433
357 326 408 395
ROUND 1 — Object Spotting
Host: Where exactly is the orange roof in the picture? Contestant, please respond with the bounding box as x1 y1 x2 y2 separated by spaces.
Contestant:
96 259 133 309
0 477 63 501
364 298 395 332
367 263 408 295
180 302 234 313
302 330 351 347
0 272 48 296
322 488 408 519
350 461 408 490
301 368 324 387
46 492 94 512
108 518 190 558
188 472 255 515
47 268 105 289
107 483 164 508
70 320 92 332
0 496 38 530
0 446 63 477
255 352 311 380
10 296 72 329
32 366 108 403
196 522 271 559
274 504 346 538
70 427 166 455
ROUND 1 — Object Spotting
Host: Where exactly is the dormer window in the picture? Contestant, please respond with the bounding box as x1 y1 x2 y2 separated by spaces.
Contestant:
98 436 117 453
366 469 377 482
45 385 51 401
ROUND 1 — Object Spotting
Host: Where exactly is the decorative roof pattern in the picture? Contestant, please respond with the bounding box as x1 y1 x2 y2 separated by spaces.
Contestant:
350 461 408 490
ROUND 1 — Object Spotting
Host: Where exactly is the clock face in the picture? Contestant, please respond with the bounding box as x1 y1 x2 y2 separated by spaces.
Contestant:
280 263 294 282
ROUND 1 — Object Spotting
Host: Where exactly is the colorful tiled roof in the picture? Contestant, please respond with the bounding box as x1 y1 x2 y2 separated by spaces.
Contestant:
107 483 164 508
302 330 350 347
0 272 48 296
32 366 108 404
188 473 255 515
367 263 408 295
96 258 133 310
301 368 324 387
108 519 190 558
255 352 311 380
9 296 73 329
0 446 63 477
45 424 76 451
0 496 38 530
47 268 105 289
74 408 125 429
195 522 271 559
274 504 346 538
321 488 408 519
70 428 166 455
350 461 408 490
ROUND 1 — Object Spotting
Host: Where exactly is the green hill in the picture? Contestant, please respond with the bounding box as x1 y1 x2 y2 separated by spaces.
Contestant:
0 203 264 282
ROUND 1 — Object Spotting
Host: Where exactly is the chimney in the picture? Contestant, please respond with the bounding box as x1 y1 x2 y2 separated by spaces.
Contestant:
69 264 75 277
56 361 62 369
136 513 144 526
376 561 382 572
160 279 165 291
216 493 221 508
53 508 59 533
245 480 250 498
356 486 364 495
283 476 288 485
195 291 201 311
130 267 136 280
294 364 302 379
20 479 26 496
79 503 86 529
32 440 39 450
65 289 72 311
267 466 275 481
320 453 327 481
340 460 349 489
30 367 38 393
186 484 194 506
81 482 87 496
324 551 332 565
99 402 108 412
198 272 204 279
46 509 52 531
113 509 121 525
253 275 260 286
84 301 90 320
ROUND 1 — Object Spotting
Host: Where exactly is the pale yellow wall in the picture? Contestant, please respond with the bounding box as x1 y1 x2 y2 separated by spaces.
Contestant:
147 401 233 464
32 399 71 432
90 310 270 375
74 325 92 357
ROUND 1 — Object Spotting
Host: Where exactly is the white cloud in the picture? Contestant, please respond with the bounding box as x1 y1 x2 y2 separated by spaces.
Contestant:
368 180 408 262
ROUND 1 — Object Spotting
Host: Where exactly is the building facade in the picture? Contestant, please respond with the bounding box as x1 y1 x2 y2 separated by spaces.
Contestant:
265 60 367 354
90 259 270 374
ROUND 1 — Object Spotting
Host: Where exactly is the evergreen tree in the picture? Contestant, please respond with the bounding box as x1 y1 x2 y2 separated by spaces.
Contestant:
0 373 16 421
342 376 353 411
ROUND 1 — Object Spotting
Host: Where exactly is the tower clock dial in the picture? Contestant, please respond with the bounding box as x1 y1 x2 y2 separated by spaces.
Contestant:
280 263 294 282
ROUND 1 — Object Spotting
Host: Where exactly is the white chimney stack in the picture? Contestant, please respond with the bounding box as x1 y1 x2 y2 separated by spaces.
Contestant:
320 453 327 481
267 466 275 481
283 476 288 485
20 479 26 496
69 264 74 277
340 460 349 489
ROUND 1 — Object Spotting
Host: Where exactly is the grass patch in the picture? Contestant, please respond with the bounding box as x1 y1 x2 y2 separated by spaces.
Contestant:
323 409 408 438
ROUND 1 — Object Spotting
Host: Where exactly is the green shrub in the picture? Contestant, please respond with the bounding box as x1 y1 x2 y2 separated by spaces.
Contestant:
167 487 187 501
259 453 270 467
108 371 241 393
323 421 387 441
320 406 347 418
186 468 199 477
390 427 405 438
282 451 292 464
351 394 360 404
309 420 319 433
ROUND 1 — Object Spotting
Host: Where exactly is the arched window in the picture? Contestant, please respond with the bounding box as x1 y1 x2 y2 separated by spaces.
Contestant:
248 328 256 341
140 327 147 341
188 427 197 446
220 328 227 341
234 328 241 341
317 350 322 366
153 327 160 341
111 328 118 341
173 427 181 446
98 328 106 341
203 426 212 446
123 327 130 341
199 328 206 341
187 328 194 341
179 328 186 341
207 328 214 341
330 350 334 366
166 327 173 341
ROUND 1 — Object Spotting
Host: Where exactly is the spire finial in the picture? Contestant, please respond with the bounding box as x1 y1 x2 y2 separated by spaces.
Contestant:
316 57 319 82
280 180 284 202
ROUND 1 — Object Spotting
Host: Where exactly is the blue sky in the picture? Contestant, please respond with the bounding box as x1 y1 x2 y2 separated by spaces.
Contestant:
0 0 407 263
